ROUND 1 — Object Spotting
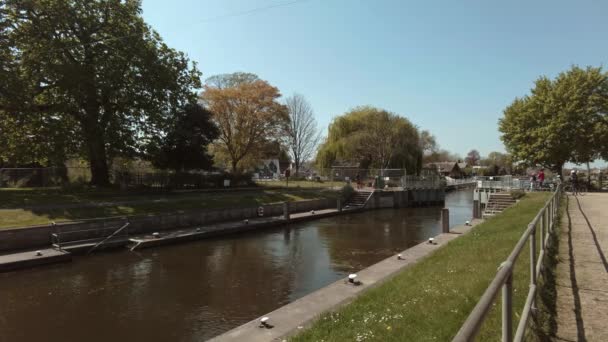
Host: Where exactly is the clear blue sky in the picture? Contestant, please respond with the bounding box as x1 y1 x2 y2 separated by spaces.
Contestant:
141 0 608 161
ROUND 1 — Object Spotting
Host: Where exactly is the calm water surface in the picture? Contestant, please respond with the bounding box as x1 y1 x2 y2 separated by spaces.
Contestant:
0 190 472 342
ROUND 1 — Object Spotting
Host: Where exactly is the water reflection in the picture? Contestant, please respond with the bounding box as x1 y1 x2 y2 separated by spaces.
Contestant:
0 190 472 342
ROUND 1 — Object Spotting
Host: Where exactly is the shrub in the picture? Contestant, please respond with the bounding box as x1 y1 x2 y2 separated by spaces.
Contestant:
341 183 354 201
510 189 526 199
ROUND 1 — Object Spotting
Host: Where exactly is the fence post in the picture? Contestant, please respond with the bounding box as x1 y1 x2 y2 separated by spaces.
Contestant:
548 201 553 231
502 273 513 342
540 209 546 250
530 224 537 286
442 208 449 233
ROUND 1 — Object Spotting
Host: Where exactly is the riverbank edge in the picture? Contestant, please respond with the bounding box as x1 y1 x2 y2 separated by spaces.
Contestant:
0 197 339 253
210 220 482 342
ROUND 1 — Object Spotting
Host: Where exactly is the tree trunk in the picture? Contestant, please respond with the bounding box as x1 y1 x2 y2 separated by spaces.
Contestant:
231 159 238 174
555 162 564 180
83 119 110 187
587 162 591 187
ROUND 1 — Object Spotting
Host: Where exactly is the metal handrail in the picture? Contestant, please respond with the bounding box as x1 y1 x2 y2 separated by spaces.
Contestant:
453 185 561 342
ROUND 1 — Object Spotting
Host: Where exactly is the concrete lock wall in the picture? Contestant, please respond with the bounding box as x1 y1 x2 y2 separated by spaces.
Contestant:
366 189 445 209
0 198 337 252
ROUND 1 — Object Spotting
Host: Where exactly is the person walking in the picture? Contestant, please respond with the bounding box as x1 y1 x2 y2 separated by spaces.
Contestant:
538 169 545 189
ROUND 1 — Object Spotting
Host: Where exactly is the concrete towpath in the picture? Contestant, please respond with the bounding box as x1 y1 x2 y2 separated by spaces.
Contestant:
554 193 608 342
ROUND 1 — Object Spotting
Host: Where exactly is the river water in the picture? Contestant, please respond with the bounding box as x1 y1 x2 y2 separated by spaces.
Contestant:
0 190 472 342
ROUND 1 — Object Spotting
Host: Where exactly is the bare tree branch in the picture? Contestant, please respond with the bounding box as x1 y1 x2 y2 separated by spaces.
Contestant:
284 94 321 175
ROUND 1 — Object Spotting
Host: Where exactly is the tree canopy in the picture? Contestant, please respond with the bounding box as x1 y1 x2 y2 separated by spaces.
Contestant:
0 0 201 185
499 65 608 174
465 149 481 166
201 73 289 173
148 103 218 172
316 106 422 172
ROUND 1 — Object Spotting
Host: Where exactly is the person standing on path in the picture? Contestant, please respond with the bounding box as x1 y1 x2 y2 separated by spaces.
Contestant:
530 173 537 191
538 169 545 188
571 170 579 195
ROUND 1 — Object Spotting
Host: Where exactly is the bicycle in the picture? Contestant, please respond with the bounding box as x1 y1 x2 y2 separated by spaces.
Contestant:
564 182 587 196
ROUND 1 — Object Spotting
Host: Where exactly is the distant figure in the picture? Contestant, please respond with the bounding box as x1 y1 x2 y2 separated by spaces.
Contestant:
571 170 578 195
538 169 545 188
530 173 537 191
355 173 362 189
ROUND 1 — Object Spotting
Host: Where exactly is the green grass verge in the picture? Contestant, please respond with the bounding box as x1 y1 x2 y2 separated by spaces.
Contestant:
255 180 345 189
0 188 339 229
291 192 551 342
526 194 565 341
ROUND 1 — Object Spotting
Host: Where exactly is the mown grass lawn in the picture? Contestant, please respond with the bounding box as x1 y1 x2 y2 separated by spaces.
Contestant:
0 188 339 229
256 179 346 189
291 192 552 342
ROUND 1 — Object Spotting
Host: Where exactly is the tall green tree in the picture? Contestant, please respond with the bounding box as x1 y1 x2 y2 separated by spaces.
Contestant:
0 0 201 185
316 106 422 172
419 130 438 156
499 66 608 175
481 151 513 174
149 103 218 172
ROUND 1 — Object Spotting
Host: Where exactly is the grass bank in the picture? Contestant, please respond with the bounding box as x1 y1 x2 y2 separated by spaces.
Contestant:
292 192 551 342
527 194 565 341
0 188 339 229
256 180 345 189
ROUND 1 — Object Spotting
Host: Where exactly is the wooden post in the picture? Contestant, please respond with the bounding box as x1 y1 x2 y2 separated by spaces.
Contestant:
473 199 480 219
442 208 450 233
337 199 342 212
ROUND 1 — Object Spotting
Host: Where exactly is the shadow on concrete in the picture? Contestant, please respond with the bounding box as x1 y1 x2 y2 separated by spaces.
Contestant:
566 196 587 342
574 196 608 273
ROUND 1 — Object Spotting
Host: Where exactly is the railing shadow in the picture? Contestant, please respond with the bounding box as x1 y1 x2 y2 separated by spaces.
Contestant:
574 196 608 273
566 195 587 342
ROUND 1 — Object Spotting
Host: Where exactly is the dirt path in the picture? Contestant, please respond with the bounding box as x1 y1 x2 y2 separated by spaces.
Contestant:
554 193 608 341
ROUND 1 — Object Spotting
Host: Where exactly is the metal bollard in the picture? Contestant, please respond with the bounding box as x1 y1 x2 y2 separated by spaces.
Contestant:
442 208 450 233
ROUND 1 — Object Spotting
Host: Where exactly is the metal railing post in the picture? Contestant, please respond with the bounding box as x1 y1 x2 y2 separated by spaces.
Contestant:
502 273 513 342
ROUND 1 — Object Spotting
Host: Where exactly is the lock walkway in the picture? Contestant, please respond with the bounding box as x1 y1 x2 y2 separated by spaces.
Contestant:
554 193 608 342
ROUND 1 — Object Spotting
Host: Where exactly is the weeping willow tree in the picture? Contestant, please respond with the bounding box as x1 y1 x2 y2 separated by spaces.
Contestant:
316 106 422 173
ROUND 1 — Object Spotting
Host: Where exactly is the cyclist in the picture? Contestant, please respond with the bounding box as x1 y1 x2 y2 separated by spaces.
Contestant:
570 170 579 195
